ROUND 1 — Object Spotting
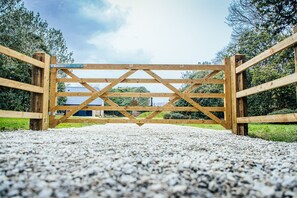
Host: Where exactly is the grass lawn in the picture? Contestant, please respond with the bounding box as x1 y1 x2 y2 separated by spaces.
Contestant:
182 123 297 142
137 111 169 119
0 118 97 131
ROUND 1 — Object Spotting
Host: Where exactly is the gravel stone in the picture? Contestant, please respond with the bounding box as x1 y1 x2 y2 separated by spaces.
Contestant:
0 124 297 197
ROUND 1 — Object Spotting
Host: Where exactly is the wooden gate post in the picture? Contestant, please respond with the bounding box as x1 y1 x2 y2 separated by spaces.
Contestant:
230 54 248 135
294 26 297 103
30 52 50 130
49 56 57 128
224 58 232 129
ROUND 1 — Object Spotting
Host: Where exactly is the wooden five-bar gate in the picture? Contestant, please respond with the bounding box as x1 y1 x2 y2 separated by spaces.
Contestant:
0 27 296 135
49 62 229 128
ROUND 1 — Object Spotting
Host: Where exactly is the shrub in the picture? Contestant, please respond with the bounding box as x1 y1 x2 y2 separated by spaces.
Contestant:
268 108 296 115
163 112 189 119
163 113 171 119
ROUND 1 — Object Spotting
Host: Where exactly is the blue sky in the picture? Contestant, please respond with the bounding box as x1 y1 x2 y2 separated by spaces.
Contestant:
24 0 232 64
23 0 233 102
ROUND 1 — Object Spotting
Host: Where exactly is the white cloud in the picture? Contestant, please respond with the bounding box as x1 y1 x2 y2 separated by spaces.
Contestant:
81 0 232 64
79 0 126 31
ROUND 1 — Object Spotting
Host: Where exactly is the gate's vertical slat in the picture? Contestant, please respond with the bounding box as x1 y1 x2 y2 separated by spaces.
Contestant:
30 52 50 130
224 58 232 129
231 55 248 135
294 26 297 102
49 56 57 128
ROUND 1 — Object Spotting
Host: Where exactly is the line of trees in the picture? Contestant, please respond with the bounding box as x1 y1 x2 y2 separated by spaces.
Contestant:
0 0 73 111
105 87 150 117
173 0 297 119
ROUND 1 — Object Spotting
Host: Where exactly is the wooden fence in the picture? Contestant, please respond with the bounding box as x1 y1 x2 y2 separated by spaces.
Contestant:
229 27 297 135
0 27 296 133
0 46 50 130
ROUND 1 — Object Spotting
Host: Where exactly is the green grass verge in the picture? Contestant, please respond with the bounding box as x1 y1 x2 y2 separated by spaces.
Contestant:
0 118 97 131
182 123 297 142
137 111 169 119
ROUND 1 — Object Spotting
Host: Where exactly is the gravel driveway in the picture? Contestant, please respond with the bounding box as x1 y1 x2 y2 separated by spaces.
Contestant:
0 124 296 197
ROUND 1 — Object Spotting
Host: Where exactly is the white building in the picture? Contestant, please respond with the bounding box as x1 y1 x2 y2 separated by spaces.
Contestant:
65 86 104 117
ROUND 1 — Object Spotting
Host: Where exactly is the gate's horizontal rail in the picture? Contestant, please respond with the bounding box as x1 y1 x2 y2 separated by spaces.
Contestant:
62 118 218 124
56 78 225 84
55 106 225 112
51 64 225 70
56 92 225 98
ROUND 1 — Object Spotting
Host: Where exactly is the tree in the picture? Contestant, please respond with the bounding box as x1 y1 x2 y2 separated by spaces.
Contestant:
174 70 224 119
0 0 73 111
105 86 150 117
251 0 297 35
213 0 297 116
226 0 297 38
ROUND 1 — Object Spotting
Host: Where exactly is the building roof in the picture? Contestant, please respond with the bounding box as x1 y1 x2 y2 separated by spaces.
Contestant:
65 86 103 106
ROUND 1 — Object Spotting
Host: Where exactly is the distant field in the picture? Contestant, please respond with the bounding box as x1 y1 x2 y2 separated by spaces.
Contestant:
0 117 296 142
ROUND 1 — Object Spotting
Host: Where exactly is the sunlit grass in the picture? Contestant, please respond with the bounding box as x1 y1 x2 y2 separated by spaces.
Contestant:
137 111 169 119
0 117 97 131
182 123 297 142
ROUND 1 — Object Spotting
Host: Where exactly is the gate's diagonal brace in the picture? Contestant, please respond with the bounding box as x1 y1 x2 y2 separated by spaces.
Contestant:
56 69 136 125
60 69 140 125
144 70 224 127
145 70 220 120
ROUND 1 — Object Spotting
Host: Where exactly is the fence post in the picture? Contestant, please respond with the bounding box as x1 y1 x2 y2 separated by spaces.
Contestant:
49 56 57 128
30 52 50 130
230 54 248 135
224 58 232 129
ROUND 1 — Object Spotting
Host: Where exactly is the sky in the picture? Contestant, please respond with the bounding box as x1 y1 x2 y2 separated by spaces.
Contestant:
24 0 232 64
23 0 232 103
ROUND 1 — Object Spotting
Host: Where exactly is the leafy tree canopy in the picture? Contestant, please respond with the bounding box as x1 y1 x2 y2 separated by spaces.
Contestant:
0 0 73 111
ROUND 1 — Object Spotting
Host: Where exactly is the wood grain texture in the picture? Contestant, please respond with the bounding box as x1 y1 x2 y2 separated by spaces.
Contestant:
56 78 224 84
56 69 139 126
0 77 43 93
236 32 297 73
62 118 217 124
54 106 225 112
236 73 297 98
56 70 136 125
0 110 42 119
49 57 57 128
144 70 225 127
56 92 225 98
0 45 45 68
144 70 221 120
30 53 44 130
52 64 225 70
224 58 232 129
237 113 297 123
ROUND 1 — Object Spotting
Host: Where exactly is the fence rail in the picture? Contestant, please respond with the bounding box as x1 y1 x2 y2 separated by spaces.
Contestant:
0 45 50 130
